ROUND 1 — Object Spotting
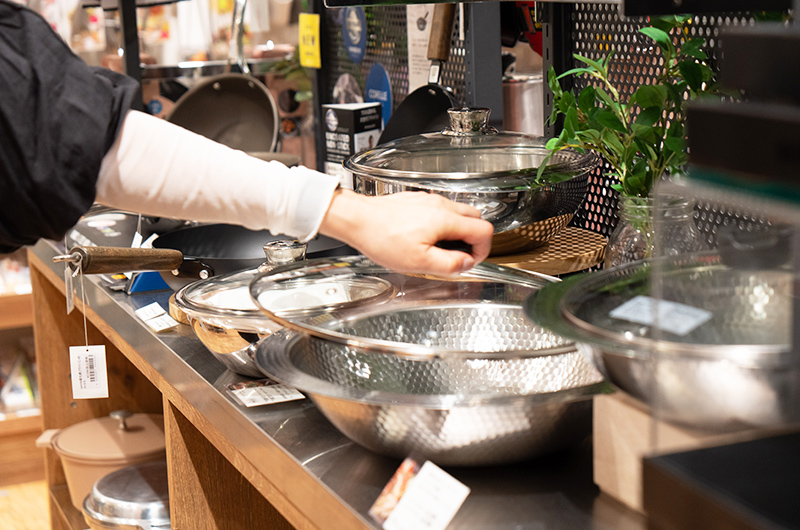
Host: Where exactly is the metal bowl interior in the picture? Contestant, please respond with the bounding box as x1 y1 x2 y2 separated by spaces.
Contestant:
524 253 800 432
255 329 607 466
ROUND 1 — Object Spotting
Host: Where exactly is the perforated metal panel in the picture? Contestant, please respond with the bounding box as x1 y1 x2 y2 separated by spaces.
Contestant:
564 4 762 246
319 6 467 110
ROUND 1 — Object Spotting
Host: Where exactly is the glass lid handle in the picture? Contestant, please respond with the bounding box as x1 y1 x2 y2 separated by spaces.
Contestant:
444 107 498 136
259 239 308 272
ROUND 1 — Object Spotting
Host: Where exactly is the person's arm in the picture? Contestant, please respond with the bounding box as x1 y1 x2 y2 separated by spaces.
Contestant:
96 110 494 274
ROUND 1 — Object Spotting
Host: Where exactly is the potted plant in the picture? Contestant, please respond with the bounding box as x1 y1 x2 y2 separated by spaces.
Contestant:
540 15 727 266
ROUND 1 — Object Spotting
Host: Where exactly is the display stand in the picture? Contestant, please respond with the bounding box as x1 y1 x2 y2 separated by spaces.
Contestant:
487 227 606 275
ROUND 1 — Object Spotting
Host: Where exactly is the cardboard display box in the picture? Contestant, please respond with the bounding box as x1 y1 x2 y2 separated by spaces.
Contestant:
322 102 382 188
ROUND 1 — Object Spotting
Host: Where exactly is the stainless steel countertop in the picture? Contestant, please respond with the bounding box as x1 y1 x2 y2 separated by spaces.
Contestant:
33 239 645 530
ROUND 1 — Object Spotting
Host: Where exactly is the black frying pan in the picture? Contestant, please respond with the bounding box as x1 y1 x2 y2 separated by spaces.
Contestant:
167 0 280 154
63 224 355 290
378 3 459 144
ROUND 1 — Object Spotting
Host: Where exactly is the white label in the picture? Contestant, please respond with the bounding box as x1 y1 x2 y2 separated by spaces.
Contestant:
145 314 180 333
69 345 109 399
406 4 435 92
135 302 167 321
228 380 305 407
609 295 713 337
64 266 74 315
381 461 470 530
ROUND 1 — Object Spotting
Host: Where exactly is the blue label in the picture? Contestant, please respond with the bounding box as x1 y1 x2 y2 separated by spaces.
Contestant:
365 63 392 128
341 7 367 64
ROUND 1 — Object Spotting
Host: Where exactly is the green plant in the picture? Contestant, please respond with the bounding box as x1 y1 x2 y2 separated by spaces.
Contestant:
539 15 728 198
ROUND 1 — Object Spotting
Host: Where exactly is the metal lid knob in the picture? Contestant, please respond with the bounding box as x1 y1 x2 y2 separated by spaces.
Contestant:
109 410 133 431
445 107 498 135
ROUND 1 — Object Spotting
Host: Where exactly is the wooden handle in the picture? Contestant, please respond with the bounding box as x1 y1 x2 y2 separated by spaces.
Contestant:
427 3 457 63
71 246 184 275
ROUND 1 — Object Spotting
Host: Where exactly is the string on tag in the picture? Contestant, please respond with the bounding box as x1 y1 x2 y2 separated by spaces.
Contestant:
79 262 89 348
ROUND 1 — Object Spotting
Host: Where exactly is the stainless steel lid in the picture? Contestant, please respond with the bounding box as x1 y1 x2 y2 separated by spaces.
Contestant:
83 461 170 530
343 107 598 189
249 255 574 359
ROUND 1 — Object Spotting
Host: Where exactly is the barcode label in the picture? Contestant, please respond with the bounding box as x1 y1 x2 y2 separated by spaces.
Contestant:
69 345 109 399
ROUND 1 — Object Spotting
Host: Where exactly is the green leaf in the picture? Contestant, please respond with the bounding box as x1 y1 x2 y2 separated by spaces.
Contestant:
636 85 667 109
678 60 703 92
578 86 596 115
595 109 627 132
680 38 707 60
564 106 579 138
559 91 577 115
574 54 607 75
640 27 672 52
595 87 620 113
545 137 560 150
635 106 662 128
557 67 596 79
601 129 624 154
664 136 684 154
547 67 562 97
610 183 624 193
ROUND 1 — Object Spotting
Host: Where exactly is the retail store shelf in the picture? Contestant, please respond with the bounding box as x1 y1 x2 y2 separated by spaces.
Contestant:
0 293 33 331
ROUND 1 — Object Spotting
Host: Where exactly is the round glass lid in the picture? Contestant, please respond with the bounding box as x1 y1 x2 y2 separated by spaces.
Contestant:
249 255 572 358
343 107 599 186
524 251 792 361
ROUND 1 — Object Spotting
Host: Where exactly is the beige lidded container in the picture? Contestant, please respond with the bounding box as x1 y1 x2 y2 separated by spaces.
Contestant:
36 410 166 510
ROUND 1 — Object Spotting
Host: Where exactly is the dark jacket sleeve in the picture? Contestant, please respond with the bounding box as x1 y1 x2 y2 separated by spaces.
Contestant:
0 0 139 254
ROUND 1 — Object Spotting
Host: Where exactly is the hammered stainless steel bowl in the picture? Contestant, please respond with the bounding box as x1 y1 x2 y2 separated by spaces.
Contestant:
524 252 800 432
255 310 607 467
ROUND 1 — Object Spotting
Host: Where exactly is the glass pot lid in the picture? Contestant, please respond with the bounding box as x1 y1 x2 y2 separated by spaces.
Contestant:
249 255 574 359
524 252 793 363
343 107 599 189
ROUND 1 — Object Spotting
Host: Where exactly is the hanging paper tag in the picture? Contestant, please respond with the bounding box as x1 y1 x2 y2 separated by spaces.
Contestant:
69 345 109 399
370 458 470 530
64 266 75 315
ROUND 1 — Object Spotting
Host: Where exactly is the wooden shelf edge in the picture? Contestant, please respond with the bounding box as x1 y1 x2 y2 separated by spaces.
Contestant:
0 292 34 330
0 410 42 436
50 484 88 530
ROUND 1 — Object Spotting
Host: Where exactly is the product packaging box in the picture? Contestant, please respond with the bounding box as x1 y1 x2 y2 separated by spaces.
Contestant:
322 102 382 188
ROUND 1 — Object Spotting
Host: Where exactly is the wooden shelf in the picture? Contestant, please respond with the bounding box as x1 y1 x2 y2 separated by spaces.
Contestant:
0 411 44 488
50 485 87 530
0 293 34 331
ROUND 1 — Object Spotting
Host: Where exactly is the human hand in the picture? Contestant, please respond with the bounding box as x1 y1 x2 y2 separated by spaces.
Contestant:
320 189 494 275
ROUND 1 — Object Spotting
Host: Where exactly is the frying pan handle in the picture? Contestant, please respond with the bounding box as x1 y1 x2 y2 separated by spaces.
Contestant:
54 246 184 275
427 3 457 62
229 0 250 75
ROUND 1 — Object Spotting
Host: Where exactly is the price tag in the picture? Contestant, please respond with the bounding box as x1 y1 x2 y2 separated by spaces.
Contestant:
135 302 167 321
144 314 180 333
299 13 321 68
609 295 712 336
64 266 75 315
370 458 470 530
69 345 109 399
226 379 305 407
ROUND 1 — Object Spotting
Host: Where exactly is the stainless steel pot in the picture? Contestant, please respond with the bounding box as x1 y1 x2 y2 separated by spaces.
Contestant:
524 252 800 432
83 460 170 530
503 73 544 136
345 107 599 255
